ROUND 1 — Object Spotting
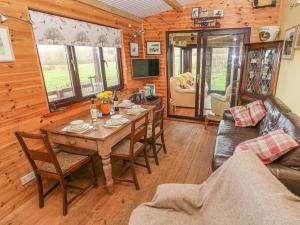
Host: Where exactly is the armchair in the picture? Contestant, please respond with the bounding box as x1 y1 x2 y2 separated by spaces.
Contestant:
210 85 232 116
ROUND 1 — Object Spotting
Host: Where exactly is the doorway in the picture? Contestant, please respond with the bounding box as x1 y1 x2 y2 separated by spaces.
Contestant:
167 28 250 120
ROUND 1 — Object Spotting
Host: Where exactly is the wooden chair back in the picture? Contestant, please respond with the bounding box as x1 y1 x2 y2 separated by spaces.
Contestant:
152 107 164 136
15 131 64 176
129 112 149 156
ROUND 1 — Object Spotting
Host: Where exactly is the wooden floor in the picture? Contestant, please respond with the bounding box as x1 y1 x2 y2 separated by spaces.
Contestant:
1 120 217 225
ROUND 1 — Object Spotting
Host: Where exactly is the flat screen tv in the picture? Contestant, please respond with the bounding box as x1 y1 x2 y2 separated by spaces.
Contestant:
132 59 160 79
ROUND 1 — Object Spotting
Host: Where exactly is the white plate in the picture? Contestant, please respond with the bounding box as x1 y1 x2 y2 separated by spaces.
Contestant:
126 108 146 115
111 115 124 120
119 102 135 108
64 123 93 134
105 118 129 127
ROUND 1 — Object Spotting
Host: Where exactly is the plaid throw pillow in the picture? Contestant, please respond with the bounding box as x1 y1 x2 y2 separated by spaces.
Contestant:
230 105 253 127
247 100 267 126
235 129 299 164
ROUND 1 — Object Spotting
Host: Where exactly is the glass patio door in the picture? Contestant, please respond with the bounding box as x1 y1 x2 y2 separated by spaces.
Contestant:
167 28 250 120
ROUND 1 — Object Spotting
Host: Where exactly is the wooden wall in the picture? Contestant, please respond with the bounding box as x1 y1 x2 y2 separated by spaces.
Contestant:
0 0 143 219
0 0 281 219
141 0 281 110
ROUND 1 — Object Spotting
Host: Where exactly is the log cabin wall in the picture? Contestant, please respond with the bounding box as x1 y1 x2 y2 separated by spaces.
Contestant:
0 0 144 219
0 0 281 219
141 0 281 111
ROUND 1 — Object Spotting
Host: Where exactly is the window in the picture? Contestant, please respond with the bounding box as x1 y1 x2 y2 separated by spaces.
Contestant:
37 45 123 108
173 47 182 76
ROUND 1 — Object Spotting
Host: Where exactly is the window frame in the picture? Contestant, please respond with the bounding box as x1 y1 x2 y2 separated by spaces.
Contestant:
37 45 123 110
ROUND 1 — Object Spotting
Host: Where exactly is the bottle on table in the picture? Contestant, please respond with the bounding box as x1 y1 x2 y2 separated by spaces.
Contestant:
113 91 119 112
90 98 97 122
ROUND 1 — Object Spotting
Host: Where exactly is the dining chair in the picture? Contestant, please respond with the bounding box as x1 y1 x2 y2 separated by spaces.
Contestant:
145 106 167 165
15 131 98 216
111 112 151 190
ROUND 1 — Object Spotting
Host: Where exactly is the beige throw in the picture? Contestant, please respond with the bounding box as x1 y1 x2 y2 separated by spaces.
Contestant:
129 151 300 225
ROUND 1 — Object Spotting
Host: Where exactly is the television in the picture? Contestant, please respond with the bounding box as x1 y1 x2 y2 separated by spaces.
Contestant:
132 59 160 79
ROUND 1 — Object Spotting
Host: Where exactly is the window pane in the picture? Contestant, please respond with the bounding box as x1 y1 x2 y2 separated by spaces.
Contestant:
174 47 181 75
192 48 197 76
75 46 99 97
37 45 74 102
102 47 120 88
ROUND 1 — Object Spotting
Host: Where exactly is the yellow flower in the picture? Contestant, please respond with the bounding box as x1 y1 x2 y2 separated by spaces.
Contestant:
97 90 112 100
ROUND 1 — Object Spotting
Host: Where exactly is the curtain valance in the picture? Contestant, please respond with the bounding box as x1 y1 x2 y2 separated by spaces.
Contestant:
29 10 121 48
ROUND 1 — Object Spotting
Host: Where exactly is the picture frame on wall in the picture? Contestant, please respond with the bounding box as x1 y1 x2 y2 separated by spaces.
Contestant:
253 0 277 8
130 42 139 57
282 26 298 60
213 10 224 17
294 25 300 49
146 41 161 55
191 7 199 18
0 26 15 62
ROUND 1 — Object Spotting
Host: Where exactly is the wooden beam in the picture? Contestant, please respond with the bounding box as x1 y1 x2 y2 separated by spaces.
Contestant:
77 0 142 23
163 0 183 12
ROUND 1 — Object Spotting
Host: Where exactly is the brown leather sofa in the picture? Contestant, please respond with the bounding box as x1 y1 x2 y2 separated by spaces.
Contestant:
212 96 300 195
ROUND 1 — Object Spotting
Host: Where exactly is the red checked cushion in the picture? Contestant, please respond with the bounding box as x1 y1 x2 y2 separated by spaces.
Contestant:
247 100 267 126
230 105 253 127
235 129 299 164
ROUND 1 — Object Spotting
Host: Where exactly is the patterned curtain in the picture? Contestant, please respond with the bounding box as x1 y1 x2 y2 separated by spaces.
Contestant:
29 10 122 48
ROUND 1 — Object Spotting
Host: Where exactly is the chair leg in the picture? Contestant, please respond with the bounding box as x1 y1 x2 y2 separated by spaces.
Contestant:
59 180 68 216
151 140 159 166
129 159 140 190
161 133 167 154
143 147 151 174
36 174 44 208
89 158 98 187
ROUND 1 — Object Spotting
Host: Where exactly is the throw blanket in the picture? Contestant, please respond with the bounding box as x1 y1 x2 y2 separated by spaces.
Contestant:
129 151 300 225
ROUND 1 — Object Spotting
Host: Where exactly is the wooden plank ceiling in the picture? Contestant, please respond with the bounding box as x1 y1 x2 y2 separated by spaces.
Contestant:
96 0 198 18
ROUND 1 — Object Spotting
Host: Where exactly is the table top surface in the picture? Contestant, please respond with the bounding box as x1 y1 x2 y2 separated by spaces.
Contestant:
41 105 155 141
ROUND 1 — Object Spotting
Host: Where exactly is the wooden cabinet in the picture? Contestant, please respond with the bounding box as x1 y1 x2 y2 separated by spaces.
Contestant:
239 41 283 103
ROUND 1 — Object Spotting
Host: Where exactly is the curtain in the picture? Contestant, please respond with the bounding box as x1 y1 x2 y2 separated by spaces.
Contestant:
29 10 121 48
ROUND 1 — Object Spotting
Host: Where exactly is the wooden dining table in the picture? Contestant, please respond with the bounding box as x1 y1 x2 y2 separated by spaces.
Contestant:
41 105 155 193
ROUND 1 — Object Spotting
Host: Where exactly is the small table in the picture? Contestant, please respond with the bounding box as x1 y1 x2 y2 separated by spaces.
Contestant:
205 114 222 129
41 105 155 194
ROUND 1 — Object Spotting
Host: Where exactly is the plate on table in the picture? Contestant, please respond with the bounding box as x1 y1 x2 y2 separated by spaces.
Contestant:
104 117 129 128
119 102 135 108
126 108 147 115
63 123 93 134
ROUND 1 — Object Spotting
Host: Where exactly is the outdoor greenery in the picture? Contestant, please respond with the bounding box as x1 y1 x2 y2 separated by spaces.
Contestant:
0 38 5 55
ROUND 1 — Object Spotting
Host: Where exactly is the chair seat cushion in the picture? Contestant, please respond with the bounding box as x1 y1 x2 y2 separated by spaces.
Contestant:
40 151 89 174
112 139 144 157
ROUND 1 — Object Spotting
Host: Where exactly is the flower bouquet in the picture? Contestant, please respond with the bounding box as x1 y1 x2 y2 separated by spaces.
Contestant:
96 90 112 115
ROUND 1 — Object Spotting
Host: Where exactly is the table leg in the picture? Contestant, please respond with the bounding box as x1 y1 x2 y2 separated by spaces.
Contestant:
100 153 114 194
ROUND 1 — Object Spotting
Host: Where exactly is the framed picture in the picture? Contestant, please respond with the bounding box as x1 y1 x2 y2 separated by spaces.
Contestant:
130 42 139 57
253 0 277 8
0 26 15 62
146 41 161 55
283 26 298 59
191 7 199 18
213 10 224 17
295 25 300 49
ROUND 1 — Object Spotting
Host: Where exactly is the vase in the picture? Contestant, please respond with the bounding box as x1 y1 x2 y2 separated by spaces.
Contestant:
100 103 110 115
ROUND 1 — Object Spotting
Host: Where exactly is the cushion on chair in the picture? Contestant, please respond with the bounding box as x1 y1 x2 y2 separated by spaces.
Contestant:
174 75 188 88
247 100 267 126
230 105 253 127
112 139 144 157
40 151 89 174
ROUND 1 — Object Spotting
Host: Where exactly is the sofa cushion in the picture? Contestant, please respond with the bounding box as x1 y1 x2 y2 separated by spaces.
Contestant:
235 129 299 164
259 97 291 135
213 126 258 170
229 105 253 127
217 120 259 137
247 100 267 125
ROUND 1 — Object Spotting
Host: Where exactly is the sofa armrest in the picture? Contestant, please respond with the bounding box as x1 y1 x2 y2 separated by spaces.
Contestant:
177 88 195 93
223 109 234 122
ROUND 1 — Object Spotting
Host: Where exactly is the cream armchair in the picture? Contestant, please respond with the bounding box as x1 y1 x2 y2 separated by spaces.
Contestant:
210 85 232 116
170 76 208 108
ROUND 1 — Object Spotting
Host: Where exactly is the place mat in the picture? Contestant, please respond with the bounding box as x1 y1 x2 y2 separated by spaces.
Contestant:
62 123 94 134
